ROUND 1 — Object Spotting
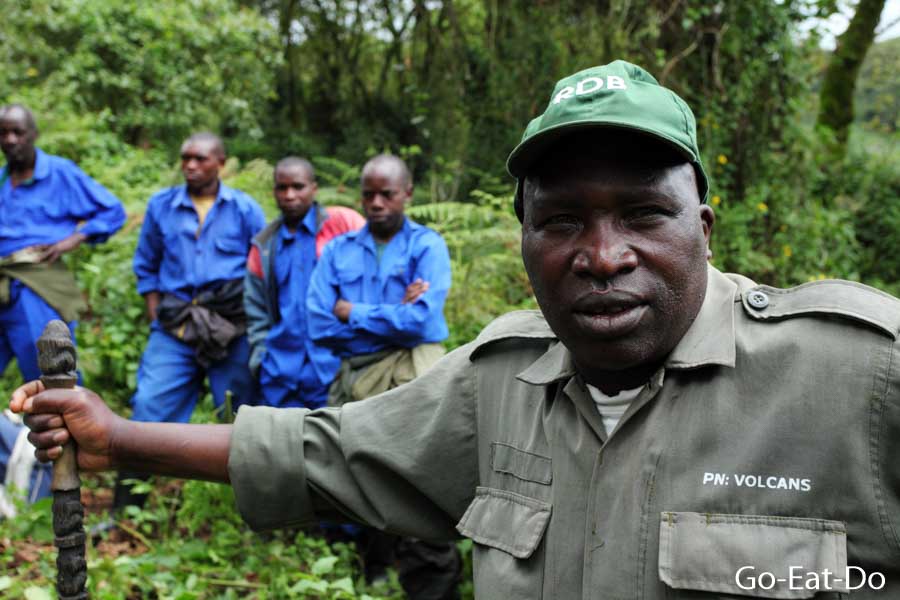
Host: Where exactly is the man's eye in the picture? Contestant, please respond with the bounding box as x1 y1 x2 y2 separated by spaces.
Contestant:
542 215 581 230
626 206 670 222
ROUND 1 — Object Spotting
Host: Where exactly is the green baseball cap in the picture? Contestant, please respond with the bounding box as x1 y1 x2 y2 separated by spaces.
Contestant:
507 60 709 204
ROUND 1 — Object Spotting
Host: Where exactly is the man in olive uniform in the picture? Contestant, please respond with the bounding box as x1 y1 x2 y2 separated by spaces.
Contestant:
14 61 900 598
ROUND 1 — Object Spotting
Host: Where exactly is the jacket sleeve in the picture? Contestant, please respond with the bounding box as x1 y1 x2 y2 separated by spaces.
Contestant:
64 163 126 243
243 245 271 377
132 198 164 295
306 242 357 345
348 232 452 344
228 341 478 538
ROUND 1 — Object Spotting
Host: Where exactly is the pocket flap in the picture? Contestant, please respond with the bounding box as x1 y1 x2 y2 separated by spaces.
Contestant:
491 443 552 484
456 487 551 559
659 512 848 599
336 266 364 283
215 236 246 254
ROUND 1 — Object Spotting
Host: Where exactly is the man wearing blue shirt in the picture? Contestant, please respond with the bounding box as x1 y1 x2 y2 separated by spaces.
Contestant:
0 104 125 381
307 155 451 366
307 154 459 600
244 157 364 409
132 132 266 424
116 132 265 510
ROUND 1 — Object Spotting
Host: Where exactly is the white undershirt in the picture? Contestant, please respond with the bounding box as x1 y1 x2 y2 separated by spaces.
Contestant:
585 384 644 437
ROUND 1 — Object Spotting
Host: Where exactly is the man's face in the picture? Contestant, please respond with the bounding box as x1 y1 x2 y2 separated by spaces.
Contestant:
180 140 223 192
521 151 713 386
361 169 410 241
274 166 317 225
0 109 37 165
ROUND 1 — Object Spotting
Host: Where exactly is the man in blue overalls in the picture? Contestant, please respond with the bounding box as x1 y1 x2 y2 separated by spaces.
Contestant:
307 154 459 600
0 104 125 381
120 132 265 508
244 157 364 409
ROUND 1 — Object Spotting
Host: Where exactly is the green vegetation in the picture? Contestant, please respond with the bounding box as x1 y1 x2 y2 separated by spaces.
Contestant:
0 0 898 597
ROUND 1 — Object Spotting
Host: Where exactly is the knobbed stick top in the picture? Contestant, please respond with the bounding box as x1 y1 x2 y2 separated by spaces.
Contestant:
37 320 77 389
37 320 80 491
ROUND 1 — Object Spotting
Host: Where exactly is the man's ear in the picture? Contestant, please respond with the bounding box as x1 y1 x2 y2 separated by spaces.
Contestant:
700 203 715 256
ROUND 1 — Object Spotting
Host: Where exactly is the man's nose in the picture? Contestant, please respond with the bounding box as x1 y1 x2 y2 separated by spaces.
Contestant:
572 223 638 279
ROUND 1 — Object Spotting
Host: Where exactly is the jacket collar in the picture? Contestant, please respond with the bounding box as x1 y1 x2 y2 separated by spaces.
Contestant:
31 148 50 181
516 264 737 386
350 216 414 250
173 180 235 208
1 148 49 184
279 202 319 241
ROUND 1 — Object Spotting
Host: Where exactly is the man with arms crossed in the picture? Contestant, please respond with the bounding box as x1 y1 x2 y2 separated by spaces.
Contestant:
306 154 458 599
13 62 900 598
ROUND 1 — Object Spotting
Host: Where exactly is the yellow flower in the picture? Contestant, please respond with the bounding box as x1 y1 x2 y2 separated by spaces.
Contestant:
711 195 721 206
818 273 827 280
782 245 792 258
756 202 768 213
779 224 788 232
717 154 728 165
25 67 38 77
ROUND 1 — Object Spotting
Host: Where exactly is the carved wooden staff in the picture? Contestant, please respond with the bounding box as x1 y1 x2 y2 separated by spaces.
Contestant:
37 320 88 600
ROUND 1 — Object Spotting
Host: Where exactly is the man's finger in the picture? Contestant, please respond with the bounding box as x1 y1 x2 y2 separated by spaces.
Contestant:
35 446 63 463
30 388 87 414
23 413 66 432
10 379 46 413
28 428 69 450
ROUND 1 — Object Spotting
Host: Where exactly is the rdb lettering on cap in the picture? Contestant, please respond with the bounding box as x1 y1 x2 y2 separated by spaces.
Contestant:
506 59 709 204
552 75 628 104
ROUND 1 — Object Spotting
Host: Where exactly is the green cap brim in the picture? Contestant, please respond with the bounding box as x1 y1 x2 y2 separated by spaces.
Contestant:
507 121 709 204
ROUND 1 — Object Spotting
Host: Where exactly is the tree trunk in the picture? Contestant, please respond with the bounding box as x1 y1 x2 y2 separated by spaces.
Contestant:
817 0 886 155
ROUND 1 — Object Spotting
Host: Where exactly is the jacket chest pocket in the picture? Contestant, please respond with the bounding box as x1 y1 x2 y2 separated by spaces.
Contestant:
457 487 550 600
336 267 365 300
659 512 849 599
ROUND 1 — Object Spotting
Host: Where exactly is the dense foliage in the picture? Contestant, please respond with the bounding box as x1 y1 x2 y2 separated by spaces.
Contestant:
0 0 898 597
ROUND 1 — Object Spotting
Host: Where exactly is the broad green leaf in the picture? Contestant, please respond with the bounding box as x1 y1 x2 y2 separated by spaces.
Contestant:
310 555 339 576
24 587 53 600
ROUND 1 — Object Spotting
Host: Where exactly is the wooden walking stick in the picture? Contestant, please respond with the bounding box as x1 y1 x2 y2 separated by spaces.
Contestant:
37 320 88 600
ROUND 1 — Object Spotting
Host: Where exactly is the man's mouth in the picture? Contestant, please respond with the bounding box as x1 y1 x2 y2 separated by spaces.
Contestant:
571 292 648 338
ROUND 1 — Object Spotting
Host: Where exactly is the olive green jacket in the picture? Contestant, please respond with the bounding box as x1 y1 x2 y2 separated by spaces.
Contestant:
229 266 900 599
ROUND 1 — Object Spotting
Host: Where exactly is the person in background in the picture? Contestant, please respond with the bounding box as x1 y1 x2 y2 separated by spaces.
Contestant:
244 157 364 409
0 409 51 519
121 132 265 508
0 104 125 382
307 154 458 599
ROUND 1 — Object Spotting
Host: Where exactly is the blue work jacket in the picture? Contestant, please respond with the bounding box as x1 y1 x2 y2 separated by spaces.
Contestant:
245 204 365 385
0 148 125 257
307 218 451 357
133 183 265 301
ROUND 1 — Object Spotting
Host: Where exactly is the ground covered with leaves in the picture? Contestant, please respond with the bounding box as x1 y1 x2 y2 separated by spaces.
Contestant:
1 473 430 599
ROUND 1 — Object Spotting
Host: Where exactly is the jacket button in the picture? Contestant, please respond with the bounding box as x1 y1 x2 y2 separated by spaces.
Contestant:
747 290 769 309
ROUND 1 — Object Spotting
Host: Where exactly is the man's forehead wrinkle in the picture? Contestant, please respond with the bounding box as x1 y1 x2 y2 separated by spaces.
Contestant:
0 105 37 132
275 165 314 183
361 155 412 189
